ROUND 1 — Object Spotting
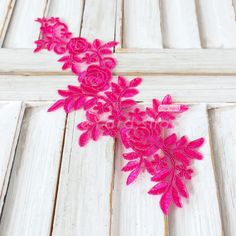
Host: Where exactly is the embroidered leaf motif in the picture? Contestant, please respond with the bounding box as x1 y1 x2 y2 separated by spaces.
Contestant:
175 176 189 198
79 131 90 147
160 191 172 215
187 137 204 148
126 167 141 185
123 152 139 160
151 168 171 182
148 182 168 195
172 187 182 208
34 17 205 215
121 161 139 172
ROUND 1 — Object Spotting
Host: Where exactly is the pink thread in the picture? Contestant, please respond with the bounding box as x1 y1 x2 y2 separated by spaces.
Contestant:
34 17 204 215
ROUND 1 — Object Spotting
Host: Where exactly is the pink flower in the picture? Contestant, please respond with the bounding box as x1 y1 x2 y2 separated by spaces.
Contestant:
78 65 112 93
67 37 89 54
121 122 162 156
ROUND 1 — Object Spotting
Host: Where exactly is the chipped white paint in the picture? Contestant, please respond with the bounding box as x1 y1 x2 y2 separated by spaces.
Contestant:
2 49 236 75
81 0 116 41
0 1 236 235
0 102 24 213
159 0 201 48
3 0 48 48
47 0 84 36
196 0 236 48
0 105 66 236
209 106 236 236
123 0 162 48
52 111 114 235
2 75 236 103
169 104 222 236
0 0 16 47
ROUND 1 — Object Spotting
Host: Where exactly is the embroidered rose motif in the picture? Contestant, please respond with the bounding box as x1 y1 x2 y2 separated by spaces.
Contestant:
67 37 89 54
78 65 112 93
121 122 162 156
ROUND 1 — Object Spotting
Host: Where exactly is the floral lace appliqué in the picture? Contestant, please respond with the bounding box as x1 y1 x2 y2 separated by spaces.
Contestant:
34 17 204 215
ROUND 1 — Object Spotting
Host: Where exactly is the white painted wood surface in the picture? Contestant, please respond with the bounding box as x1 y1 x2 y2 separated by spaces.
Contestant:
209 106 236 236
169 104 222 236
3 0 48 48
1 0 236 49
0 1 236 235
111 141 165 236
196 0 236 48
123 0 162 48
52 111 114 236
81 0 116 41
0 102 24 213
2 49 236 75
159 0 201 48
46 0 84 36
0 0 16 47
0 104 66 236
2 75 236 103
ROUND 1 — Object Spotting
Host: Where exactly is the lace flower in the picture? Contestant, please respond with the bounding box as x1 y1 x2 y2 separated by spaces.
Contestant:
34 17 204 215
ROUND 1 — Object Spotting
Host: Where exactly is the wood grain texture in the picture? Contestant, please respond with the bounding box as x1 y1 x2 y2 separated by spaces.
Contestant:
168 104 223 236
115 0 123 50
233 0 236 15
3 0 48 48
0 102 24 213
2 49 236 75
52 111 115 236
123 0 162 48
196 0 236 48
81 0 116 41
209 106 236 236
111 141 165 236
0 0 16 47
0 104 66 236
160 0 201 48
2 75 236 103
46 0 84 36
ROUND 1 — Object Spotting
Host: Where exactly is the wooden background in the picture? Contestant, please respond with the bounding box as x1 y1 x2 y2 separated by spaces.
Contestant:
0 0 236 235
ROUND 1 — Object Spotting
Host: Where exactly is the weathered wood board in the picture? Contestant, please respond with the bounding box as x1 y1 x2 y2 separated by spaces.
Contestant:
0 1 236 235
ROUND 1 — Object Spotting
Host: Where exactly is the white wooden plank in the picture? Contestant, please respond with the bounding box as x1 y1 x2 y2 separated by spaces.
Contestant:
168 104 222 236
0 0 16 47
233 0 236 14
209 106 236 236
1 75 236 103
46 0 84 36
160 0 201 48
3 0 48 48
81 0 116 41
52 111 115 235
0 102 24 213
2 49 236 75
0 104 66 236
196 0 236 48
111 141 165 236
115 0 123 51
123 0 162 48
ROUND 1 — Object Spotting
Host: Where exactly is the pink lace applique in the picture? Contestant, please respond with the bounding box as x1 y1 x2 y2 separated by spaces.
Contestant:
34 17 204 215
